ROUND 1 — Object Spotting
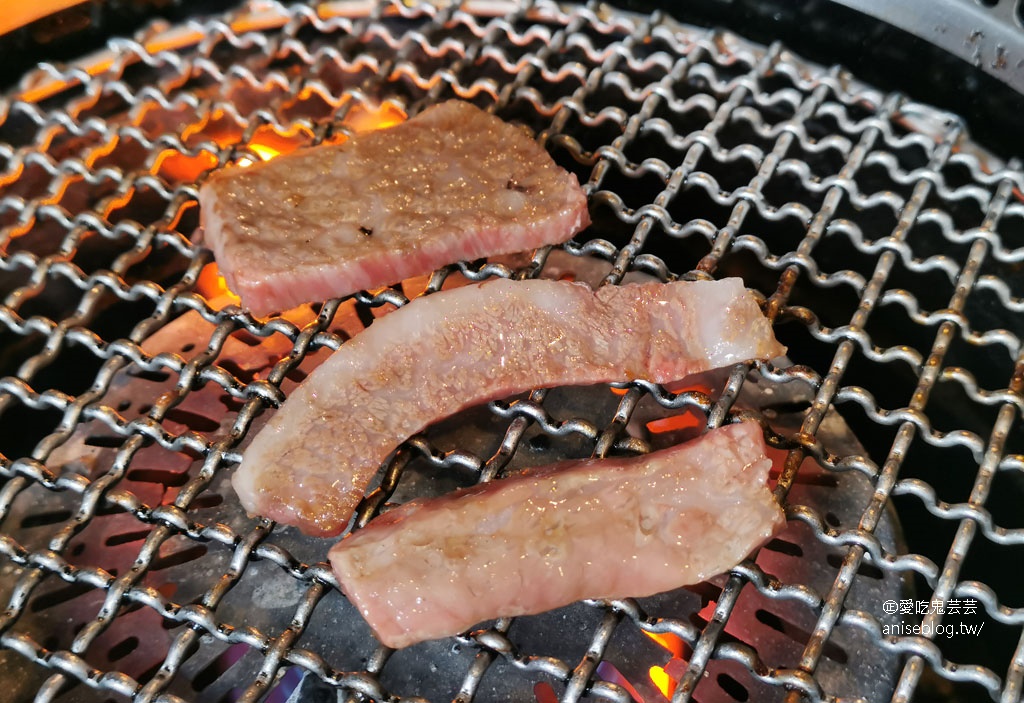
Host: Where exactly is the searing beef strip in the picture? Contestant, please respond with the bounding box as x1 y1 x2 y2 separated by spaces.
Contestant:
329 421 784 649
232 277 785 536
198 101 590 317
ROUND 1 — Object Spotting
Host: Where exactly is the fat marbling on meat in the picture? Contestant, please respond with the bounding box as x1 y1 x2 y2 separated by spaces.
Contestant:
232 277 785 536
198 100 590 317
329 421 784 649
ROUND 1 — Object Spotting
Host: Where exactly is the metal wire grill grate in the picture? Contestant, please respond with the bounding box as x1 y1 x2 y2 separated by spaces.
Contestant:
1 1 1023 702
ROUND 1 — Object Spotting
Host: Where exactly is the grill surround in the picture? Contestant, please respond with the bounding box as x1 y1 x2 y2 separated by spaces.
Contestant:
0 2 1023 702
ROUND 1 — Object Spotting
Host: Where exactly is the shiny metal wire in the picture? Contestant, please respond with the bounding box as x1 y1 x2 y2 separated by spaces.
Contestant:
1 1 1023 702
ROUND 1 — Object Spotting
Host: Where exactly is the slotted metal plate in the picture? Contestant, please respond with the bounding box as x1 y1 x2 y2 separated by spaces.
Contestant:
1 2 1023 703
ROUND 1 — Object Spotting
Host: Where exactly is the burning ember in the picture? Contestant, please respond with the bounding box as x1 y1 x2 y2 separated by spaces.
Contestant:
533 682 558 703
645 412 702 435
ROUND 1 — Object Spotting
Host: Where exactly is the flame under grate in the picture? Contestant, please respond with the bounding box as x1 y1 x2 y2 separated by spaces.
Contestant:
1 2 1023 702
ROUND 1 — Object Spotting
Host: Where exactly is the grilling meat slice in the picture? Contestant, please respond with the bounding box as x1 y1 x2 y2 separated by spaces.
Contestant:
232 277 785 536
329 421 784 649
198 100 590 317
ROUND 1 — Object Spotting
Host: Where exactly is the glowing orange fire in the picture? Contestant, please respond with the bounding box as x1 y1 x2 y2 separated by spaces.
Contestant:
155 150 219 184
234 124 312 167
195 263 240 310
643 630 685 659
643 629 690 701
649 665 675 699
156 101 406 184
644 378 714 436
341 101 407 134
589 628 693 702
247 142 282 162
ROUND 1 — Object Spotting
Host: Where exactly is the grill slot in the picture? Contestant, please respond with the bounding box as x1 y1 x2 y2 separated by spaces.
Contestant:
1 2 1023 702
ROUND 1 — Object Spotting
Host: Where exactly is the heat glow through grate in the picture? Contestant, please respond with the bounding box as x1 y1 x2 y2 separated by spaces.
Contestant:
1 2 1023 702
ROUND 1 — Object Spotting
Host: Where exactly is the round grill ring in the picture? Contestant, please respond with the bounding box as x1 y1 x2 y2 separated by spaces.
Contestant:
0 2 1022 702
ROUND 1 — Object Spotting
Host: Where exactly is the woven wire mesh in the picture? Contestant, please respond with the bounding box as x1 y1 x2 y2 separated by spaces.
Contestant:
1 1 1023 702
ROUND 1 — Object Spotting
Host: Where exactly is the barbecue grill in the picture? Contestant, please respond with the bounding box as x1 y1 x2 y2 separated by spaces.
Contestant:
1 1 1023 702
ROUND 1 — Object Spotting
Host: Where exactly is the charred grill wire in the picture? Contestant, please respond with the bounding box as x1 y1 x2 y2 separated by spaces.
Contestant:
0 2 1022 702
